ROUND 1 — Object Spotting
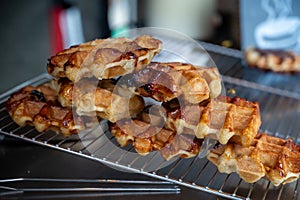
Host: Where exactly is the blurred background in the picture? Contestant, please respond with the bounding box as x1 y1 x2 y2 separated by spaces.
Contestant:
0 0 299 93
0 0 239 92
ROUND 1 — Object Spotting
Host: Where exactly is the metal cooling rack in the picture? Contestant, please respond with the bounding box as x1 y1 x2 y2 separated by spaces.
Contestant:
0 71 300 200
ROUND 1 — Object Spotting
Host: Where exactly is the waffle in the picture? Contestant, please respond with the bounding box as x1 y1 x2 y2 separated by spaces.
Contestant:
207 133 300 186
117 62 221 103
162 96 261 146
47 35 162 82
6 83 97 136
109 119 174 156
109 118 202 160
50 78 145 123
245 47 300 72
160 134 203 161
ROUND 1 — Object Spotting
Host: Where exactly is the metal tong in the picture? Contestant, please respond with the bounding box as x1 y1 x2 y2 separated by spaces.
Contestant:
0 177 180 198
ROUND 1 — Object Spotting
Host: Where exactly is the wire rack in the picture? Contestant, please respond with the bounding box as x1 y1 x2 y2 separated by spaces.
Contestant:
0 70 300 200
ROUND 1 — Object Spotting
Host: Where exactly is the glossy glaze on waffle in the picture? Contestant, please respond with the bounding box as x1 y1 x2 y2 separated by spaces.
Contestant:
50 78 145 123
117 62 221 103
162 96 261 146
207 133 300 186
109 118 202 160
6 83 97 136
245 47 300 72
47 35 162 82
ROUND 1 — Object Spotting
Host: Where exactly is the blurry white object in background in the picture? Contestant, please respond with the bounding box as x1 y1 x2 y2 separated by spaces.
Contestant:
108 0 135 37
60 5 85 48
51 1 85 53
144 0 217 40
255 17 300 49
254 0 300 50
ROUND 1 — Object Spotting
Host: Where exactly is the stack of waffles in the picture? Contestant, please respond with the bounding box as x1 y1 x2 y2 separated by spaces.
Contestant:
6 35 300 186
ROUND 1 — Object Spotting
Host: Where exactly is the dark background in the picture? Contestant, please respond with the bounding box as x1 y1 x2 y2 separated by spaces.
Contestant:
0 0 240 93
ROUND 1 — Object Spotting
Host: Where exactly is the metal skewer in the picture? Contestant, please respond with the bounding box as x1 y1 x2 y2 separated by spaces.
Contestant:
0 177 180 197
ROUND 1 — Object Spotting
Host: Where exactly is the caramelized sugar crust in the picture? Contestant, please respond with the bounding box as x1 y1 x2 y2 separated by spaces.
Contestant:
47 35 162 82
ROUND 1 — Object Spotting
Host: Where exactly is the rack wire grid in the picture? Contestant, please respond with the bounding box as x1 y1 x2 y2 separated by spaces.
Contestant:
0 44 300 200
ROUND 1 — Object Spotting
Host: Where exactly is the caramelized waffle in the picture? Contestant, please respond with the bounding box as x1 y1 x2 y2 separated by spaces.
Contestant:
6 83 97 136
47 35 162 82
5 32 300 191
160 134 203 161
245 47 300 72
50 78 145 123
162 96 261 146
207 133 300 186
109 119 174 156
117 62 221 103
109 118 202 160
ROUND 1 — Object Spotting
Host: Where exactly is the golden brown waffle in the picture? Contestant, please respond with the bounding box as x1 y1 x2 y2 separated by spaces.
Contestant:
162 96 261 146
6 83 97 136
207 133 300 186
245 47 300 72
109 119 174 156
50 78 145 123
160 134 203 161
47 35 162 82
109 118 202 160
117 62 221 103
